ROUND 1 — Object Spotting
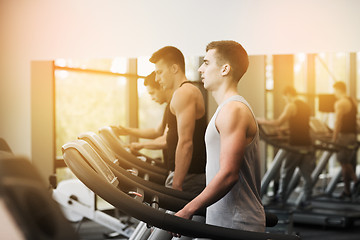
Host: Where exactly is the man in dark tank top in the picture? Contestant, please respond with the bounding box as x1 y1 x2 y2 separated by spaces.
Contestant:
165 81 207 175
332 81 359 198
114 71 171 167
258 86 315 207
150 46 207 195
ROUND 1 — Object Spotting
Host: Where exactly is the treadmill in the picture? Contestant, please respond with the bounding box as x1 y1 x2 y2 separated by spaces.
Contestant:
259 123 314 234
259 123 314 200
62 139 300 240
99 126 167 170
109 126 167 168
77 133 289 237
78 131 196 202
291 117 360 228
94 127 169 185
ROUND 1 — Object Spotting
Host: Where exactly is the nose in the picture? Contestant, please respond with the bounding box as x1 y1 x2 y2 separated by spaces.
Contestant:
198 64 204 73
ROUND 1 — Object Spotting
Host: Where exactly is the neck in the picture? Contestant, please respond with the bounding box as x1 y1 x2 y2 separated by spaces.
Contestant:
165 89 173 103
173 75 188 91
212 82 238 105
339 93 347 98
289 96 297 102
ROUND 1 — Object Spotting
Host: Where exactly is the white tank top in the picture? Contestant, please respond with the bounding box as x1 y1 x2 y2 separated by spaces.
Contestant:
205 95 265 232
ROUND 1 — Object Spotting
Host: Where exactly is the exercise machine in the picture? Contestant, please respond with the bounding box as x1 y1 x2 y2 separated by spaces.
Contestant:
99 126 169 182
292 118 360 228
78 131 196 202
52 178 136 238
62 139 299 240
109 126 167 168
259 123 313 234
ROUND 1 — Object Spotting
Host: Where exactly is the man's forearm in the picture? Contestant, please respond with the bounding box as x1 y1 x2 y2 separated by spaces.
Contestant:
139 139 167 150
177 169 237 218
126 127 160 139
332 116 342 141
258 118 280 127
172 141 193 190
332 126 340 142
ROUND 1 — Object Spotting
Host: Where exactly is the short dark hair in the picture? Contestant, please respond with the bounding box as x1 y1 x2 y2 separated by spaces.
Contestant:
333 81 346 92
206 40 249 82
283 86 297 96
144 71 160 89
149 46 185 73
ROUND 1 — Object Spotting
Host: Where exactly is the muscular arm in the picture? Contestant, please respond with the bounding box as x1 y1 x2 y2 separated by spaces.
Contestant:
332 100 346 141
116 108 167 139
175 102 249 219
257 102 294 127
118 127 163 139
171 87 197 191
129 132 167 151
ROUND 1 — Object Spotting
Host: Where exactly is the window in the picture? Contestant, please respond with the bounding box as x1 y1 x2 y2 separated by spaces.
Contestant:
263 52 357 180
315 53 347 94
356 52 360 111
265 55 274 120
54 56 204 177
55 59 129 157
137 56 165 159
314 52 347 123
294 53 307 94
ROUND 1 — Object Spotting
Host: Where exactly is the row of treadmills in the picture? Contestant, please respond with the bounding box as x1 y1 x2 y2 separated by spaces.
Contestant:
259 117 360 233
54 126 300 240
4 115 359 239
0 130 300 239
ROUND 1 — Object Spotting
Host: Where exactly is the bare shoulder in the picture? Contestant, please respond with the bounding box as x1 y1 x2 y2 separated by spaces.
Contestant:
217 100 252 127
223 100 249 111
335 98 349 109
216 99 257 142
172 83 203 107
285 102 296 114
176 82 201 97
171 83 198 112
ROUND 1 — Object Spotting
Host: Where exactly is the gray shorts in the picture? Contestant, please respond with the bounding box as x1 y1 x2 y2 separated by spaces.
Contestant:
165 171 205 195
336 133 357 164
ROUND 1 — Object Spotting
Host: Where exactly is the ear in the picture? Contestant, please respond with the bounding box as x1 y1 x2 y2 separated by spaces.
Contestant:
171 63 179 74
221 64 230 76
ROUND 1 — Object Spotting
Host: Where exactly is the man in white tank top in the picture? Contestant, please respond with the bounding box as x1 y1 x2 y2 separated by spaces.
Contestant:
174 40 265 237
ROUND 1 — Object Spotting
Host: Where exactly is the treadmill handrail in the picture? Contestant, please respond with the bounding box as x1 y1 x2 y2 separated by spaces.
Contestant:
99 126 168 175
78 132 197 201
315 137 358 151
67 139 279 227
62 141 193 214
96 130 168 184
63 146 300 240
78 132 120 165
62 141 119 187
